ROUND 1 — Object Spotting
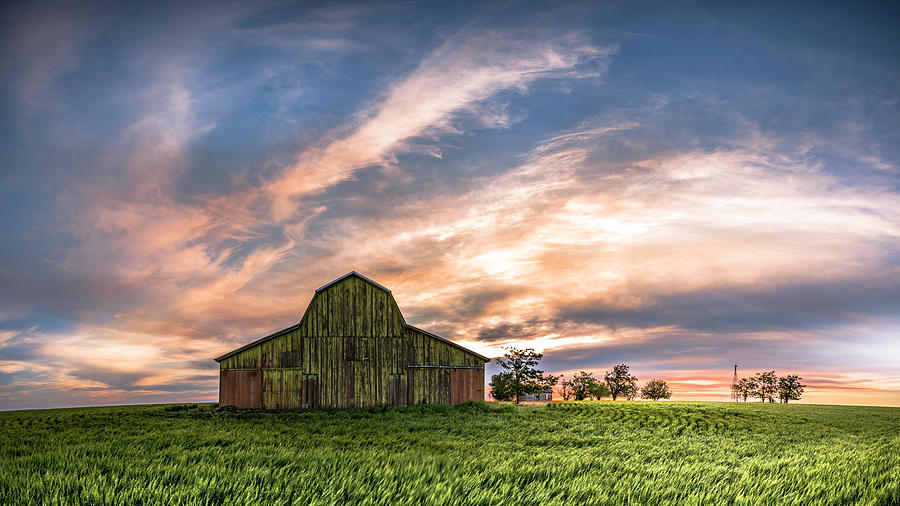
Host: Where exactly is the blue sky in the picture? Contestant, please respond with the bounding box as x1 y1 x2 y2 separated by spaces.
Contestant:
1 0 899 409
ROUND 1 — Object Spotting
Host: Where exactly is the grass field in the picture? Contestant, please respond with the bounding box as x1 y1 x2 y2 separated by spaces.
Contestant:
1 401 898 505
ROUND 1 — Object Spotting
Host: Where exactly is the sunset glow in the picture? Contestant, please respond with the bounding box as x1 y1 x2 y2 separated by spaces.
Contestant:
1 2 899 409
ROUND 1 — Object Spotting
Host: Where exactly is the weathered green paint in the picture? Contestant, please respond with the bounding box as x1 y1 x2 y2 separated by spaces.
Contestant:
216 273 489 409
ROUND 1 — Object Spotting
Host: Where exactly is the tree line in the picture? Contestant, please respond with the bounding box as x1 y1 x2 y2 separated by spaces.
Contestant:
557 366 672 401
488 348 672 403
732 371 805 403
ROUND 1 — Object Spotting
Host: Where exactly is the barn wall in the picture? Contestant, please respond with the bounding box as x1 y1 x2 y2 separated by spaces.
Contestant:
301 275 405 338
404 327 484 367
217 274 487 409
219 327 302 370
404 326 484 404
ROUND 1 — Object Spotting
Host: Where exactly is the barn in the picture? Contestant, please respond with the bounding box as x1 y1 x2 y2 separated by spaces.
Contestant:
214 271 490 409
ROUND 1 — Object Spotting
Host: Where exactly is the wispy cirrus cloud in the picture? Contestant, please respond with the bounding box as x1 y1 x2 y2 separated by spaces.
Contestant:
266 30 615 220
58 27 612 327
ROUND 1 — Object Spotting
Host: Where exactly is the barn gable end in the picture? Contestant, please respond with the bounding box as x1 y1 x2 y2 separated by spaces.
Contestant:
299 272 406 339
215 272 489 409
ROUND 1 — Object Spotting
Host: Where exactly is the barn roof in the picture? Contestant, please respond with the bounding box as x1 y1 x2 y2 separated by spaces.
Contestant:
213 323 301 363
405 325 491 362
214 272 490 363
315 271 391 293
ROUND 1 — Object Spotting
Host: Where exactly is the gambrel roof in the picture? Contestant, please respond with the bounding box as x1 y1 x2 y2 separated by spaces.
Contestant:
314 271 391 293
215 271 490 363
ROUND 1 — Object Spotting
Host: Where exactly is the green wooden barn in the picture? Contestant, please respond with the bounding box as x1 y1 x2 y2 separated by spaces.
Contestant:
214 272 490 409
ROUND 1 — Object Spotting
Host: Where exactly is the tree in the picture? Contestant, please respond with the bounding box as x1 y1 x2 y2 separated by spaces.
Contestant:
604 364 638 401
559 376 575 401
753 371 777 403
777 374 805 403
626 383 640 401
489 372 516 401
640 379 672 401
495 347 558 404
562 372 611 401
589 380 611 400
735 378 755 402
565 371 595 400
562 373 582 400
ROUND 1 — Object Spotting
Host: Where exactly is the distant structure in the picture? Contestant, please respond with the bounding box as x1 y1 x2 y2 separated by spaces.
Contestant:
730 364 739 402
215 271 490 409
521 388 553 402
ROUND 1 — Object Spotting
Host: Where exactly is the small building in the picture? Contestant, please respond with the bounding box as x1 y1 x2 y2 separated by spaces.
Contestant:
521 389 553 402
214 272 490 409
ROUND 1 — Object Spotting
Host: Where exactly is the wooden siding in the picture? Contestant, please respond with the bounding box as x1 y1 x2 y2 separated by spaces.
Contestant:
261 369 304 410
404 327 484 367
450 369 485 404
217 273 487 409
301 275 405 339
219 370 260 408
404 326 484 404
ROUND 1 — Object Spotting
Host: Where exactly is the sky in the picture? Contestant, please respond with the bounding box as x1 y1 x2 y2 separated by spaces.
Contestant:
1 1 899 410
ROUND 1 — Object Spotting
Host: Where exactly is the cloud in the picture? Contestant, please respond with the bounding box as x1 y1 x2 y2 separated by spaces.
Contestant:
10 104 900 407
39 24 619 348
266 29 615 220
1 20 622 408
558 275 900 333
0 324 220 409
267 119 900 389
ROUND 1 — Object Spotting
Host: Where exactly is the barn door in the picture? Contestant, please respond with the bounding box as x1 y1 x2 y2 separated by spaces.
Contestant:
450 369 480 405
387 337 407 407
304 374 319 409
220 370 260 409
388 374 407 406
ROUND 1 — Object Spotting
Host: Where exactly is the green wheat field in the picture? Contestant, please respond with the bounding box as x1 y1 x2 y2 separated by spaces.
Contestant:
1 401 898 505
